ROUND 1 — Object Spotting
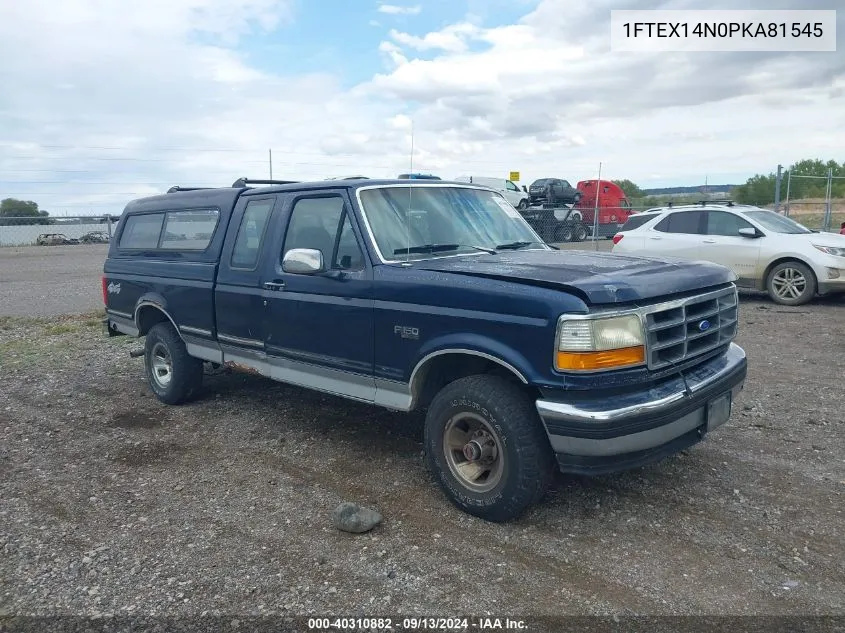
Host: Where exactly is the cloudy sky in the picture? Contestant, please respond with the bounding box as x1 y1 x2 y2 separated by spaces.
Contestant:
0 0 843 214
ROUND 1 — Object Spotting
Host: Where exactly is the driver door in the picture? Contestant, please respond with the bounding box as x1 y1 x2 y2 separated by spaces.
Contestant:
260 192 375 401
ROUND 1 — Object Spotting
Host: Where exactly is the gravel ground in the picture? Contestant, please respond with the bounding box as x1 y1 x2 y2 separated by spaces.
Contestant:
0 245 109 317
1 289 843 619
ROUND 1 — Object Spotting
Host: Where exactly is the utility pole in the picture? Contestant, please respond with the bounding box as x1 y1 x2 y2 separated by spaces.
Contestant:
823 167 833 232
269 149 273 179
593 162 601 251
774 164 782 213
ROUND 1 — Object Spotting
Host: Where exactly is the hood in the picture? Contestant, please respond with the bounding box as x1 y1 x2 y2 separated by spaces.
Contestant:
794 231 845 246
407 249 736 304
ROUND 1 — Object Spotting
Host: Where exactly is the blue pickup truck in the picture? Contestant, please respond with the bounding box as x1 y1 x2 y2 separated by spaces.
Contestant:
103 177 747 522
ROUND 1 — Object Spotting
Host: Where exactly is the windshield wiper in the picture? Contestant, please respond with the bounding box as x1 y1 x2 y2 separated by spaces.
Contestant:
393 243 497 255
495 240 542 250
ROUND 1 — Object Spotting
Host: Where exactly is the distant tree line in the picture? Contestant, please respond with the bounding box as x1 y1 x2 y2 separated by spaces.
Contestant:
610 158 845 209
0 198 52 225
0 198 119 225
732 159 845 205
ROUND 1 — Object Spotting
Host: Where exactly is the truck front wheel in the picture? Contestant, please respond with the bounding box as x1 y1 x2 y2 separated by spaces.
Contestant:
144 322 204 405
424 375 555 522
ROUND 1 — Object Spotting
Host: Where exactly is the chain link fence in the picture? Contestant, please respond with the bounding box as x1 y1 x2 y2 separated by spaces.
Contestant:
0 216 116 247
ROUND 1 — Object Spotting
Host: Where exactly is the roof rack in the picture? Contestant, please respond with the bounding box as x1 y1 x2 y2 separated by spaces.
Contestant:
231 177 299 188
166 186 215 193
695 199 734 206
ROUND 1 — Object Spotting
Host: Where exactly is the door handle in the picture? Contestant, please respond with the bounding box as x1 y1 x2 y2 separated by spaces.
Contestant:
263 281 285 291
649 237 662 240
702 239 716 243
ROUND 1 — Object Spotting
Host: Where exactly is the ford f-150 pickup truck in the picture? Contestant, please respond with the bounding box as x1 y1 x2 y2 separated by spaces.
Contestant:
103 177 747 522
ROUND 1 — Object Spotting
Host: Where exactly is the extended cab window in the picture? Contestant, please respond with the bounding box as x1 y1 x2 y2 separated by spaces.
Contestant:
231 199 274 269
705 211 754 236
654 211 704 234
283 197 364 271
160 209 219 250
119 213 164 249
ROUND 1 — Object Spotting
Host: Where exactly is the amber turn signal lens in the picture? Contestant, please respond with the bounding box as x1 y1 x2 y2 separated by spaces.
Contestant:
556 345 645 371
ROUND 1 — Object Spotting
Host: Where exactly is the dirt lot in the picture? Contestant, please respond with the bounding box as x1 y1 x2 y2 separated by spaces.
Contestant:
0 245 109 317
1 283 844 618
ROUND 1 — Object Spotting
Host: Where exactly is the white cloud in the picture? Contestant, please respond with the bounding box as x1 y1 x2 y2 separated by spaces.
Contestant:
0 0 843 215
388 23 479 52
377 4 422 16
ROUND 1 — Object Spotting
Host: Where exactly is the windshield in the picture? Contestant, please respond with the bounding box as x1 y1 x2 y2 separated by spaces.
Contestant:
743 210 813 234
358 185 545 261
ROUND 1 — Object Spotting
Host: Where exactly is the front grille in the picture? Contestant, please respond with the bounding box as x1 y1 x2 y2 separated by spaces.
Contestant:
644 286 738 370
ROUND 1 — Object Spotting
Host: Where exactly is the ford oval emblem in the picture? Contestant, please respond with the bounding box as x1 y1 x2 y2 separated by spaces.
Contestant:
698 319 711 332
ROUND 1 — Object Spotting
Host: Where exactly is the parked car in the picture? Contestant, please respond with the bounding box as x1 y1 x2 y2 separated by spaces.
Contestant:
840 221 845 235
104 177 746 522
80 231 110 244
453 176 531 209
36 233 78 245
527 178 581 205
611 203 845 306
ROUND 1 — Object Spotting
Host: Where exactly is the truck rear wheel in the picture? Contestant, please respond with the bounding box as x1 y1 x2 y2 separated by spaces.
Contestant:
144 322 204 405
424 375 555 522
573 224 589 242
555 224 573 242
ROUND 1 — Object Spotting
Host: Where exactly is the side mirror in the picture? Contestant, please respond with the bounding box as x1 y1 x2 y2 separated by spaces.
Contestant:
282 248 324 274
738 227 761 238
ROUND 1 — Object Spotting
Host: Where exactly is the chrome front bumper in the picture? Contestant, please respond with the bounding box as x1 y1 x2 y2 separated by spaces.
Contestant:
536 343 747 475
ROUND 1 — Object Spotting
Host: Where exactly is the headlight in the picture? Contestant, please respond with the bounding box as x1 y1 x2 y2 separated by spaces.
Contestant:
555 313 645 371
813 244 845 257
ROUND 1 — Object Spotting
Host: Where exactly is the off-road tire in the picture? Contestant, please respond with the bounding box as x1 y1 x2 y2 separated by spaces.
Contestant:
766 260 816 306
144 322 204 405
424 375 555 522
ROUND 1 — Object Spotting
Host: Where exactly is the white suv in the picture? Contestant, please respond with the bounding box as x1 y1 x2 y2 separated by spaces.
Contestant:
611 203 845 306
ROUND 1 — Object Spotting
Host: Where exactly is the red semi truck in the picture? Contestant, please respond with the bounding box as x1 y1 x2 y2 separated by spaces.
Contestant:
574 180 636 238
517 179 637 243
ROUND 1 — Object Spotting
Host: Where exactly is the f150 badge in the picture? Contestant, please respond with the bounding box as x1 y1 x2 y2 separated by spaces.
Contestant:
394 325 419 340
107 282 121 294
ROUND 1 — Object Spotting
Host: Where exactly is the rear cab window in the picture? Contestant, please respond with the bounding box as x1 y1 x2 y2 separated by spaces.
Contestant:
160 209 220 250
118 208 219 251
119 214 164 249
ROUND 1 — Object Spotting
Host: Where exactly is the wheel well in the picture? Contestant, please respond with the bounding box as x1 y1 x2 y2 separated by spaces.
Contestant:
136 305 176 336
411 353 535 410
762 257 817 289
